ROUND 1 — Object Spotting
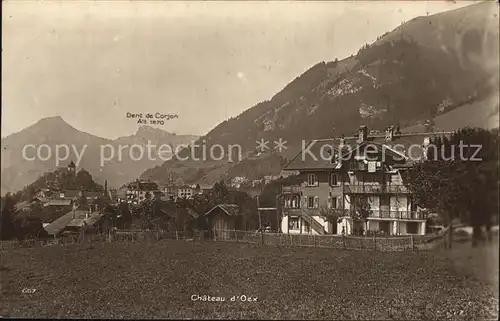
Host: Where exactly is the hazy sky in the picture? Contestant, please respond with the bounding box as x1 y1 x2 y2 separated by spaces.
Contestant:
2 0 474 139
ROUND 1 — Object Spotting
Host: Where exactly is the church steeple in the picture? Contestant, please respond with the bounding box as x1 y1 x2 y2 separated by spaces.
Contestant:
68 160 76 173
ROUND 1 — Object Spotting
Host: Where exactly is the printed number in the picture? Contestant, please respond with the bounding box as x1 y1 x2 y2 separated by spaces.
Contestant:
22 288 36 294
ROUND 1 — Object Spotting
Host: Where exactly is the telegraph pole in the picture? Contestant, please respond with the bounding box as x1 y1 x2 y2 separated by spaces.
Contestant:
256 195 262 231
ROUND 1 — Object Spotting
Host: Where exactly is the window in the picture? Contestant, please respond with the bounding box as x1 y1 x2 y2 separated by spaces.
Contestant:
289 217 300 230
330 173 338 186
306 196 319 209
307 196 315 209
307 174 318 187
329 196 337 209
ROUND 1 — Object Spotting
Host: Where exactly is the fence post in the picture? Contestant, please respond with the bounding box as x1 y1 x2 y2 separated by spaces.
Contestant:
313 234 316 248
235 229 238 243
411 235 414 251
342 234 346 249
176 230 179 240
373 234 376 252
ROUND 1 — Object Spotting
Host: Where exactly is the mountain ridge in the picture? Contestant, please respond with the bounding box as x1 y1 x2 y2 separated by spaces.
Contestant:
139 2 499 186
1 116 199 194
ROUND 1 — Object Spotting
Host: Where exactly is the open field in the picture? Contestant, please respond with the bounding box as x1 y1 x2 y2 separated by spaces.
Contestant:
1 239 498 320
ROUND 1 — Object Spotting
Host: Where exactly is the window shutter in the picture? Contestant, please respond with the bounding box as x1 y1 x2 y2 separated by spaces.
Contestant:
304 196 308 209
328 196 332 209
314 196 319 209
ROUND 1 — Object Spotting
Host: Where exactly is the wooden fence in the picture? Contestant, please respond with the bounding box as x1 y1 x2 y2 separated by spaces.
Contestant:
1 228 444 252
210 230 437 251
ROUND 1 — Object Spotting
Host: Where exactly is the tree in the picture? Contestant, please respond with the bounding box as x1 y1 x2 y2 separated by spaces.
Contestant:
209 181 230 204
407 127 499 248
352 197 372 235
0 194 17 240
319 205 342 229
117 202 132 229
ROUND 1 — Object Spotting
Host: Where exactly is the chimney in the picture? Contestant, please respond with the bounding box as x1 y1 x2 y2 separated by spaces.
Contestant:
339 134 345 148
385 125 395 142
357 125 368 144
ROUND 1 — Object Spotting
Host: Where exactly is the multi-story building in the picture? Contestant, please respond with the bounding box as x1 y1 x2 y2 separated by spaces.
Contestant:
164 185 178 201
177 185 195 199
126 180 159 203
163 183 209 201
280 125 452 236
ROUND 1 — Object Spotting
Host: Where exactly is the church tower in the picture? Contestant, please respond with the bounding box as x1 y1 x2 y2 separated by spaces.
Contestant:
67 160 76 174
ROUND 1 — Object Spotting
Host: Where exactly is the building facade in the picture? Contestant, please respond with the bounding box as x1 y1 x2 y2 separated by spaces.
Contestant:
280 125 452 236
126 180 159 203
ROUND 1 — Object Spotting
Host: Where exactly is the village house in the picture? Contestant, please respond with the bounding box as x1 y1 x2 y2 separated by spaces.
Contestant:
177 185 195 199
125 180 160 203
163 185 178 200
280 124 453 236
198 184 214 194
264 175 280 185
161 183 212 202
204 204 242 240
230 176 249 189
44 207 105 236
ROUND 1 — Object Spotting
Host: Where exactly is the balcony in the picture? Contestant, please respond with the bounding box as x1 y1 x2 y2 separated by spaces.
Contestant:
282 208 426 220
282 185 303 194
344 184 409 194
282 208 318 217
370 210 426 220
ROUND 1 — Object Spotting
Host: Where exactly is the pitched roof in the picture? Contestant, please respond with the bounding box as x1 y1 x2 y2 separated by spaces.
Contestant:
185 208 200 219
66 219 86 228
204 204 240 217
44 199 73 207
59 190 81 198
65 212 104 228
283 131 453 170
44 210 89 235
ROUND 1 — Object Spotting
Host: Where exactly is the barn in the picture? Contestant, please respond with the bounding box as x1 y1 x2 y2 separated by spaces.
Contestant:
204 204 241 240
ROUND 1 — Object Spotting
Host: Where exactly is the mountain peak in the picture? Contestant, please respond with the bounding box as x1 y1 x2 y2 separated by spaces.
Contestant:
37 115 69 126
136 125 172 136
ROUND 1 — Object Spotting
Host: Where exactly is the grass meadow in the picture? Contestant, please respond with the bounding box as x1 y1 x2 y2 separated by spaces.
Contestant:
1 238 498 319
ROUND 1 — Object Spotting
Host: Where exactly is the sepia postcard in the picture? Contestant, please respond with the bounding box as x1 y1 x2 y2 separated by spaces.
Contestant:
1 0 499 319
